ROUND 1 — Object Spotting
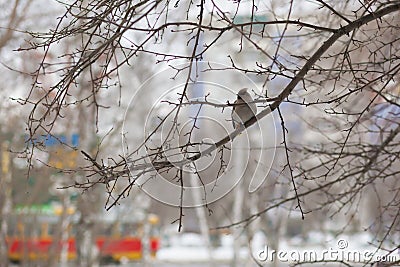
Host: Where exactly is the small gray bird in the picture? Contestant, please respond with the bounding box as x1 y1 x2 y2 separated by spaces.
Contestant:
231 88 257 129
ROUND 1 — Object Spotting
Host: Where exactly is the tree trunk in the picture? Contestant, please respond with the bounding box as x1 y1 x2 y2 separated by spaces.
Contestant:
0 142 11 267
190 172 215 266
232 141 246 267
76 197 98 267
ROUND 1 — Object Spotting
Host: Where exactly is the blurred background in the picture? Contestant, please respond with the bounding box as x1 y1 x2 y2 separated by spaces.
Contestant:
1 0 400 266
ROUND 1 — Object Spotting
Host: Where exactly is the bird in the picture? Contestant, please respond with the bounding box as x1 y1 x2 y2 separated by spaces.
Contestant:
231 88 257 130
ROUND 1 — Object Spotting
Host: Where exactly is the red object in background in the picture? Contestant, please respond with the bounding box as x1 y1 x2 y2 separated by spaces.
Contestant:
7 236 160 262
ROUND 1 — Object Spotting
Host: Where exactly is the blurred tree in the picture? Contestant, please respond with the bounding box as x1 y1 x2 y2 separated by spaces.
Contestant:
17 0 400 266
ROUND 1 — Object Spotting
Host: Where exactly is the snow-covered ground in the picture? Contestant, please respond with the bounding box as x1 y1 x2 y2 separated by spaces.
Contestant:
157 233 247 263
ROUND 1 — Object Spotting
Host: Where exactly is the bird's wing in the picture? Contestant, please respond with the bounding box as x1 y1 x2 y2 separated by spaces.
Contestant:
250 102 257 115
243 93 257 115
